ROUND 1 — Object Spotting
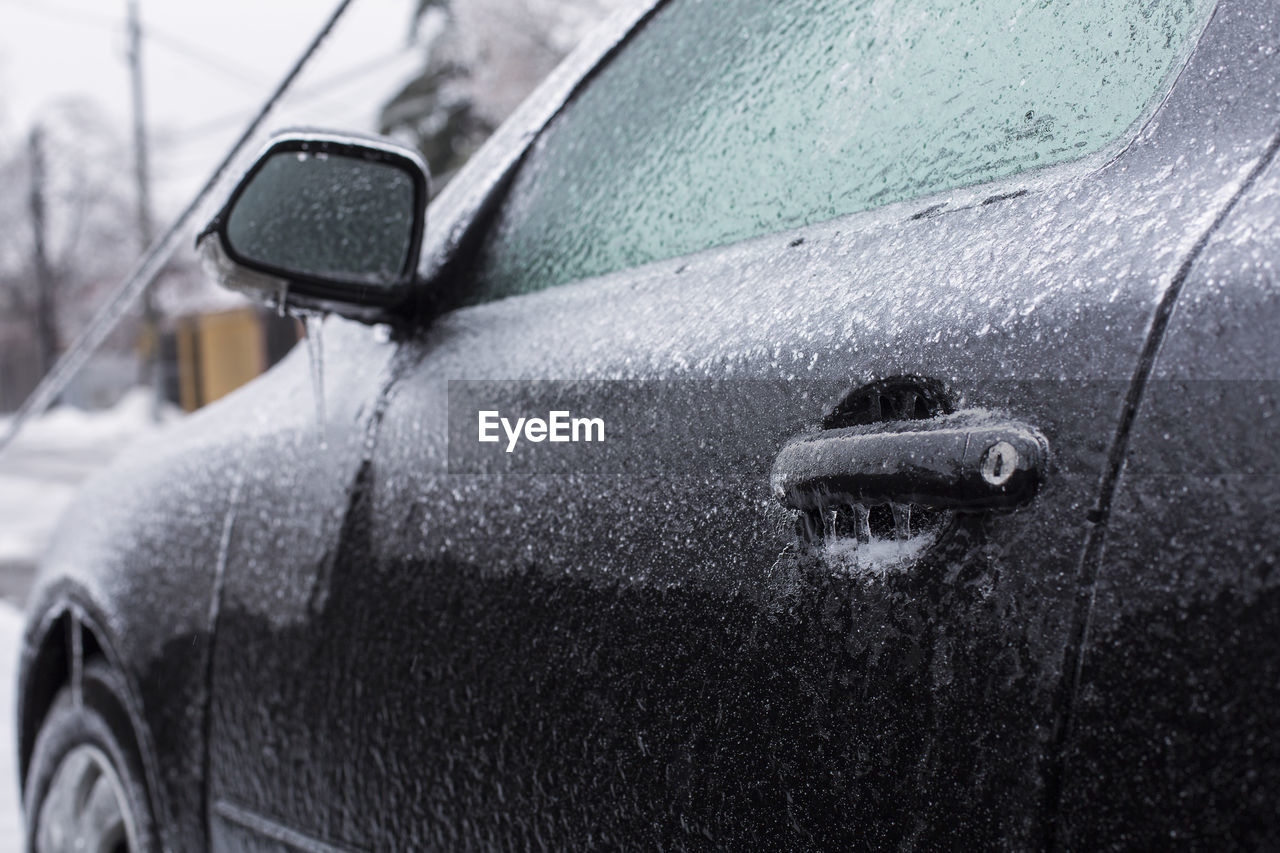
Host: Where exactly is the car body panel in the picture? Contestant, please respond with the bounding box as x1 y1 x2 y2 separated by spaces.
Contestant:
18 0 1280 849
204 0 1280 847
1058 144 1280 847
20 320 396 851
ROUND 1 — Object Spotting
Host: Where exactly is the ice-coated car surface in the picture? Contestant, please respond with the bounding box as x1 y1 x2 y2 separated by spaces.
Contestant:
18 0 1280 849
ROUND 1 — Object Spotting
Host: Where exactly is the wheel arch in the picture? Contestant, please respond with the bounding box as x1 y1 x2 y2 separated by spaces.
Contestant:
18 592 163 839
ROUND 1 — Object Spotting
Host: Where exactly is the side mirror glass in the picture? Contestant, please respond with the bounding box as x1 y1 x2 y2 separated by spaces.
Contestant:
199 131 429 323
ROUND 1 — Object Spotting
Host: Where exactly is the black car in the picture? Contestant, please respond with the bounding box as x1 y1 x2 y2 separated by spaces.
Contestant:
19 0 1280 849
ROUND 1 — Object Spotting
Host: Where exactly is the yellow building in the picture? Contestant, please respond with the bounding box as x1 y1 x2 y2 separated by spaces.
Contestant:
166 307 300 412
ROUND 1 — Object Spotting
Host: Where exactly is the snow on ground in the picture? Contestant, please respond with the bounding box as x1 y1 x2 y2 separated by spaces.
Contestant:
0 602 25 848
0 390 181 602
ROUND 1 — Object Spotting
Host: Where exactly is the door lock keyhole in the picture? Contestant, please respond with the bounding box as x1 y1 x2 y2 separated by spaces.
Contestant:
981 440 1019 487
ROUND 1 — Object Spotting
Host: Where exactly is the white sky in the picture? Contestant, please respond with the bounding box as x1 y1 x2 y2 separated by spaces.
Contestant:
0 0 424 209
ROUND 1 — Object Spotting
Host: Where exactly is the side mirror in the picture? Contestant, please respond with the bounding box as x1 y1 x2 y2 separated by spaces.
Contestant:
198 130 429 323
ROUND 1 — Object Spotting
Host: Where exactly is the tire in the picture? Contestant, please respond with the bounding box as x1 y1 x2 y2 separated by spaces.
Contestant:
24 659 159 853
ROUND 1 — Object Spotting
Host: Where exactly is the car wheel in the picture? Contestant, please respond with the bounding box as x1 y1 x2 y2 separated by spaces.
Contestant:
24 659 158 853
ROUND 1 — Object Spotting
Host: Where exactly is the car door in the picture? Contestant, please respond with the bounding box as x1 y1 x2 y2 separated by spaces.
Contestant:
200 319 402 852
207 0 1280 849
1055 106 1280 846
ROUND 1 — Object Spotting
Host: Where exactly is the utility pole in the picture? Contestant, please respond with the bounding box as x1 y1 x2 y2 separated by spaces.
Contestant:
28 125 58 382
127 0 162 420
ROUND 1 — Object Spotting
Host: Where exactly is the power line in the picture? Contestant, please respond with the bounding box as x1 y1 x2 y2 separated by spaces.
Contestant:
4 0 416 146
162 45 417 145
0 0 266 88
0 0 118 30
138 26 267 89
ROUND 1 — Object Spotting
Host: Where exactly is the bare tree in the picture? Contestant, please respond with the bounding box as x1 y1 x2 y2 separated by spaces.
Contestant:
450 0 623 123
0 99 140 406
381 0 627 182
28 125 57 377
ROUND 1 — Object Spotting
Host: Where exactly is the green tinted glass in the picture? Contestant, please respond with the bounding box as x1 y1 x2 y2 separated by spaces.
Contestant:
471 0 1213 302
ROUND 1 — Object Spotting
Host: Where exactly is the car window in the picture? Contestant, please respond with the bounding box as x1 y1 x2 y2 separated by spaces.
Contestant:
466 0 1214 304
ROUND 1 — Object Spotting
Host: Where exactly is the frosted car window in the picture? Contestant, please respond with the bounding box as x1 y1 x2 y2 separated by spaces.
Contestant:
469 0 1213 302
226 152 416 283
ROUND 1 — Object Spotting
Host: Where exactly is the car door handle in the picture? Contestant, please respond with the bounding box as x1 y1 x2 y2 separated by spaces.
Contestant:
771 412 1049 512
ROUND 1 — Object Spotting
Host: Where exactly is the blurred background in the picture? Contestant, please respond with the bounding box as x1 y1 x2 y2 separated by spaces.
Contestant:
0 0 625 840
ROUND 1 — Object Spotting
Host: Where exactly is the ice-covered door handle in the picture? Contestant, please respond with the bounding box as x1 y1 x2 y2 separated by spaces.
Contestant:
771 412 1049 513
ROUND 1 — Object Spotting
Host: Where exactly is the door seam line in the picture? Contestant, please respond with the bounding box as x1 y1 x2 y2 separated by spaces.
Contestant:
1040 125 1280 850
199 473 242 849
